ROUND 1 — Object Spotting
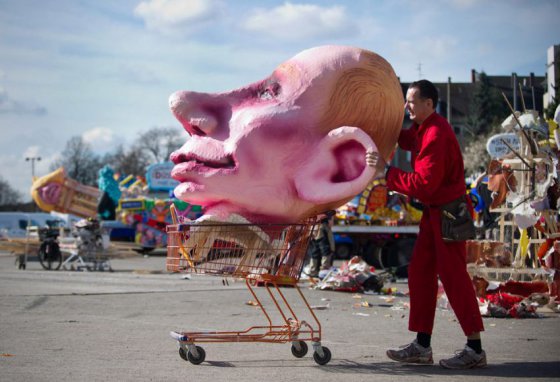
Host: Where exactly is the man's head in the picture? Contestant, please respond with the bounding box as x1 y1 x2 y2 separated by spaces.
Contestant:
405 79 438 125
169 45 403 223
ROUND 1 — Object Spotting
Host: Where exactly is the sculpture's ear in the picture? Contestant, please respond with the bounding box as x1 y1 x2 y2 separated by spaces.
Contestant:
294 126 377 204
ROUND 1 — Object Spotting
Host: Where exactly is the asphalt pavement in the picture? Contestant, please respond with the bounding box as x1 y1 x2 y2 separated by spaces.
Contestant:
1 251 559 382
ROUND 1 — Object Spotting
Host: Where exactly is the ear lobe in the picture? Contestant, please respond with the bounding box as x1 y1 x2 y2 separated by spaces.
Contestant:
294 126 377 205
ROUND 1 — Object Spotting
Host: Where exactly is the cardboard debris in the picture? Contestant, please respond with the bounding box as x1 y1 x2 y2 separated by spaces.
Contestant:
310 304 330 310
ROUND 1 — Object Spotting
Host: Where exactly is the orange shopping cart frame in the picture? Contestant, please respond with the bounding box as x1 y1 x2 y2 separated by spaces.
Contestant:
166 218 331 365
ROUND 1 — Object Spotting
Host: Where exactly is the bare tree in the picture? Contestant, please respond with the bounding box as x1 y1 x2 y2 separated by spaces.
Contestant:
136 127 185 163
0 176 22 205
101 144 150 177
462 128 497 176
50 136 101 186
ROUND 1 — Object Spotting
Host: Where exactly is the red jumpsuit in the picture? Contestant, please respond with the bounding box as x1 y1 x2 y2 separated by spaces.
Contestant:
386 112 484 336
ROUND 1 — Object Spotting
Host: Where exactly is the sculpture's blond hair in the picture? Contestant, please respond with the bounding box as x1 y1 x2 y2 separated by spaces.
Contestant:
304 50 404 216
320 50 404 161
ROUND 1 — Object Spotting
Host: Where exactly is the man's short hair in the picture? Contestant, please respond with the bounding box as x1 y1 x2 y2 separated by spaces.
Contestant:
409 79 438 109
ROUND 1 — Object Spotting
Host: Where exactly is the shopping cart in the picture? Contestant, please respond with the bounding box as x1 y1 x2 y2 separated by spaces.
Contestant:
61 218 112 271
166 214 332 365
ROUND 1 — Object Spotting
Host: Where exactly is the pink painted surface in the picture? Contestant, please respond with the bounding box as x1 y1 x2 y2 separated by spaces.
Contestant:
38 182 62 205
169 45 403 223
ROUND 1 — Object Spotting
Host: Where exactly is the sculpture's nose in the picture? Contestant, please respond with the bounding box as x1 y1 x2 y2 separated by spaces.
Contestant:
169 91 219 137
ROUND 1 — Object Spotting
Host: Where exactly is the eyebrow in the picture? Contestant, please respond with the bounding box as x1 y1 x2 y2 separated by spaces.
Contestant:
263 76 278 87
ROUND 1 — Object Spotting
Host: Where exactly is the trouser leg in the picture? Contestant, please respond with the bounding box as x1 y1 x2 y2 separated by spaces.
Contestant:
430 210 485 336
408 212 439 334
307 241 321 276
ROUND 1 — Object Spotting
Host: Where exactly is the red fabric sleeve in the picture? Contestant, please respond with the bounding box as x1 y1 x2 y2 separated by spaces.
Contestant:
386 126 447 203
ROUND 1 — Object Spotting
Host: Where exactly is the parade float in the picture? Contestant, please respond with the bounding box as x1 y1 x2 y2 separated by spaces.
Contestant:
13 160 204 255
466 100 559 279
115 161 202 250
0 166 140 270
459 98 560 317
329 178 422 275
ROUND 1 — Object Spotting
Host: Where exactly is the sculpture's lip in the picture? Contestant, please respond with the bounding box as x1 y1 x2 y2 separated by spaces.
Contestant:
170 153 237 180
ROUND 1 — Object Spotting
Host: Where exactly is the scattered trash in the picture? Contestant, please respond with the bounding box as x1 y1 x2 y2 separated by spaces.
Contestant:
245 300 259 306
353 301 373 308
312 256 386 293
310 304 330 310
352 312 370 317
437 292 450 310
380 296 395 304
474 275 555 318
381 287 396 295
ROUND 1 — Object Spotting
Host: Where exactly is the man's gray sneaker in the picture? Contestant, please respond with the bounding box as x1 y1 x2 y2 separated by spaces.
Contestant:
386 340 434 365
439 345 487 369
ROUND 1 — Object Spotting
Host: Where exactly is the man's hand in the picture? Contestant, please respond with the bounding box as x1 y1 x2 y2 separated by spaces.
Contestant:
366 151 387 179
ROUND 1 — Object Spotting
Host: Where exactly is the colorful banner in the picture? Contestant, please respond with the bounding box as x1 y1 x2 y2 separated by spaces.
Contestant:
146 162 179 191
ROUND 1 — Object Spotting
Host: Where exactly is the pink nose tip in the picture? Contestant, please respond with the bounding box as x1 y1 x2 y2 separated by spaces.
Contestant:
169 91 218 136
169 91 188 113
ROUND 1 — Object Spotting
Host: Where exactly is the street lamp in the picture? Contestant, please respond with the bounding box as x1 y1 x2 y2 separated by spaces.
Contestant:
25 156 41 178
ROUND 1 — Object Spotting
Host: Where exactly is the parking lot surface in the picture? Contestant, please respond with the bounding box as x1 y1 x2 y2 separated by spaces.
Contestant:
1 252 559 382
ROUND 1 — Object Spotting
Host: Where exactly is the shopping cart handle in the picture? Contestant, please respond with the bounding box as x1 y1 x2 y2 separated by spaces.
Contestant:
170 331 188 342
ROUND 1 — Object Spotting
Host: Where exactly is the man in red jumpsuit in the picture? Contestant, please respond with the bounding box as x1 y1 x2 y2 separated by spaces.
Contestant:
368 80 486 369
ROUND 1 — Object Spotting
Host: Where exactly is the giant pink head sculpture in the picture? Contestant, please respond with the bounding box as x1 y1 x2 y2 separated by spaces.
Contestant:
170 45 404 223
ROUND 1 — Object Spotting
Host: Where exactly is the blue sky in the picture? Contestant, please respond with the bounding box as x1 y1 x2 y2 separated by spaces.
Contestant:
0 0 558 199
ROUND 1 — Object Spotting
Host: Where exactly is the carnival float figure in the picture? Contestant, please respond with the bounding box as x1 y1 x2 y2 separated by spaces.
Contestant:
97 165 121 221
169 45 404 224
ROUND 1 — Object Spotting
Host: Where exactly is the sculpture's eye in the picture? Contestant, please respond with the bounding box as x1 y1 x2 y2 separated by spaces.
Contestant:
260 88 274 100
258 82 280 100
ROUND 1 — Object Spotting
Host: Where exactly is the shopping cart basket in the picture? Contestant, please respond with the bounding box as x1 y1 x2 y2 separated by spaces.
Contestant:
166 218 332 365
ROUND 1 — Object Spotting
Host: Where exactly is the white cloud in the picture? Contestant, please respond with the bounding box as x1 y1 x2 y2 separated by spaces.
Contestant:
23 145 41 159
134 0 224 32
243 2 358 41
0 148 59 200
82 127 123 154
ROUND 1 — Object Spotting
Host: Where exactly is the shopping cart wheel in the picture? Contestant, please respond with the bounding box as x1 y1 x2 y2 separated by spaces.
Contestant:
186 346 206 365
313 346 332 365
178 347 188 361
291 341 308 358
